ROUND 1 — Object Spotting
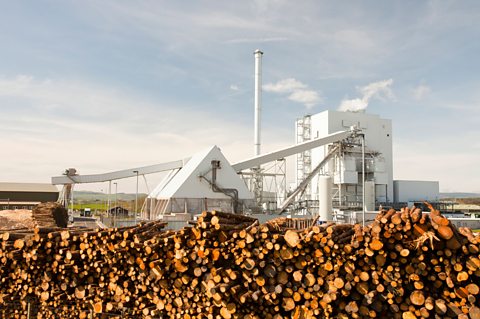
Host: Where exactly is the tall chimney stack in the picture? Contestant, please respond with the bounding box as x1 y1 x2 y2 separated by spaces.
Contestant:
254 49 263 156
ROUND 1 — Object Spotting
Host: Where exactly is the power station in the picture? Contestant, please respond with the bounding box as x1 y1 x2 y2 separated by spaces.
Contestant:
52 50 480 228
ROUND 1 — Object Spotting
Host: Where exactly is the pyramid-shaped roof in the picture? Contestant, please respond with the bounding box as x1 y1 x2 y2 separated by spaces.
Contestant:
149 146 253 200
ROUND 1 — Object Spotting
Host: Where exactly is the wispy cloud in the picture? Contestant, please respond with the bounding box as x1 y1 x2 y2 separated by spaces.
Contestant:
0 75 141 123
2 1 480 195
412 84 431 100
263 78 306 93
225 36 288 44
0 74 292 189
263 78 321 108
338 79 394 112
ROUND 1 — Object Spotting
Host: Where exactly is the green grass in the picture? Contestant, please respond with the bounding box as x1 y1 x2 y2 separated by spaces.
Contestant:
72 203 108 211
473 229 480 233
71 200 143 211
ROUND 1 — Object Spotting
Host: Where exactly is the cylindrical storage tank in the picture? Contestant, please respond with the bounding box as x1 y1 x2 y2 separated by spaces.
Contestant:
364 181 375 211
318 176 333 221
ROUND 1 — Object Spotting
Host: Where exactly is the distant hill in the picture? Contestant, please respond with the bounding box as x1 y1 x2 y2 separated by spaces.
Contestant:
439 192 480 199
73 191 147 202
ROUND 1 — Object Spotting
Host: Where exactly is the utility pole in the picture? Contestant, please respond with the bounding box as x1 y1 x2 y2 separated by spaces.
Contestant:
133 170 139 225
114 182 118 228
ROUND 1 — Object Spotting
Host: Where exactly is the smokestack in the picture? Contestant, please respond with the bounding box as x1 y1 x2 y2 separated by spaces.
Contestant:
254 49 263 156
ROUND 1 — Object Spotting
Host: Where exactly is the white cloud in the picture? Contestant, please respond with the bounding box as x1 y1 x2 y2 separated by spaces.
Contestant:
0 74 295 192
230 84 239 91
225 36 288 44
263 78 321 108
2 1 479 197
263 78 307 93
288 90 321 108
0 75 127 118
412 84 431 100
361 79 394 101
0 74 35 95
338 79 394 112
338 98 368 112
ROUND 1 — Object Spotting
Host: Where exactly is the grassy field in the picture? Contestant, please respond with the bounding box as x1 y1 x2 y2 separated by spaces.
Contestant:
72 199 145 211
70 192 147 212
72 203 108 211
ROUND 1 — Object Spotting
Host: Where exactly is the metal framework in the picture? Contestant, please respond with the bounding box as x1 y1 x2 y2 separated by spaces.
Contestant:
279 144 340 212
51 129 355 216
296 115 312 200
240 159 287 211
51 160 187 184
233 130 355 212
232 130 353 172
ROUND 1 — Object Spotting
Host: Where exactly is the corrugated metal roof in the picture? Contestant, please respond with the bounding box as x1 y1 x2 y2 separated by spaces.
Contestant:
0 182 59 193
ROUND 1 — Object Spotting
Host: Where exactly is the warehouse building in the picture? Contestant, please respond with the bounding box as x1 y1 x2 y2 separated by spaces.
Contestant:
0 182 59 210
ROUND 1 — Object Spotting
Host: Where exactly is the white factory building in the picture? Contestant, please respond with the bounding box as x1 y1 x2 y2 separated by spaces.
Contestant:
295 110 439 212
144 146 255 218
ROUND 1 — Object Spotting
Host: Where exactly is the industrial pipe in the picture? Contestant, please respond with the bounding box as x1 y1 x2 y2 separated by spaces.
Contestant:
254 49 263 157
361 134 366 226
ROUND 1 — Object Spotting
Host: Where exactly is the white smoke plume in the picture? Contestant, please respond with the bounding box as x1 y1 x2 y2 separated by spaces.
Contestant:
338 79 394 112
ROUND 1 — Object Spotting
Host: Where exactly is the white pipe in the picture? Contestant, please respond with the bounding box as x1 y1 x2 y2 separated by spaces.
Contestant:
71 184 74 214
254 49 263 156
114 182 118 228
338 153 342 207
362 134 366 226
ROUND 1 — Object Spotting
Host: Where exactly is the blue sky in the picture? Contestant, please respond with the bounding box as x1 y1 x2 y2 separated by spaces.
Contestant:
1 1 479 193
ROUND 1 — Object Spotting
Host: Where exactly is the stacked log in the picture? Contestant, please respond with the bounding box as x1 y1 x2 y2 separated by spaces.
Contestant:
0 202 68 231
337 205 480 319
31 202 68 228
0 206 479 318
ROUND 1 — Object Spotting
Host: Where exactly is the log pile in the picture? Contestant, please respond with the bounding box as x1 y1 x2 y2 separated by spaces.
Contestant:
0 202 68 231
0 206 479 318
31 202 68 228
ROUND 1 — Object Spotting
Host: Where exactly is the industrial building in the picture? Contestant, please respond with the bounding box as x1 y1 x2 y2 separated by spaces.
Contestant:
143 146 255 219
0 182 59 210
293 110 439 218
50 50 443 225
295 111 392 210
51 109 442 224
